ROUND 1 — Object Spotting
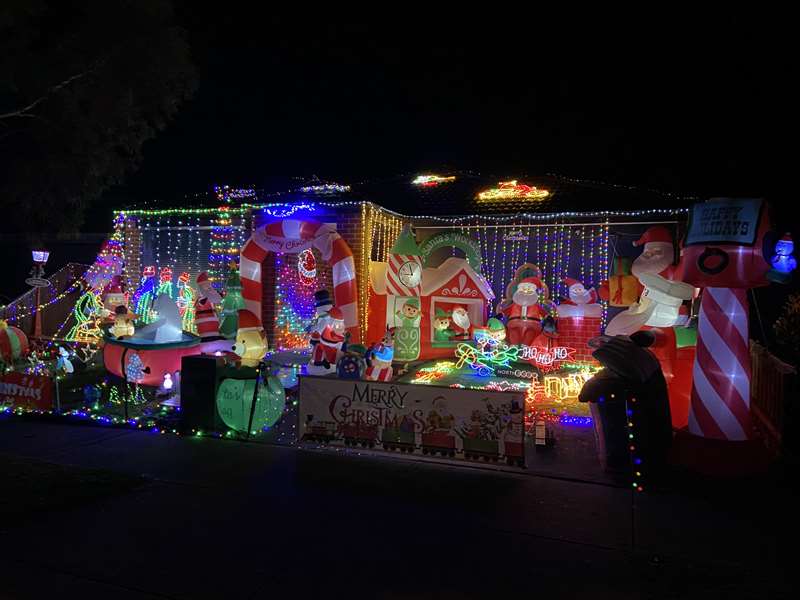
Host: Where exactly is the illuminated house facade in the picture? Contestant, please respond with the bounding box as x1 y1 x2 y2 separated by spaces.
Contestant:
109 174 690 351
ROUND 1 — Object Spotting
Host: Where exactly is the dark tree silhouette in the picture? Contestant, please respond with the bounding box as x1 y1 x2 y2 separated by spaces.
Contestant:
0 0 196 238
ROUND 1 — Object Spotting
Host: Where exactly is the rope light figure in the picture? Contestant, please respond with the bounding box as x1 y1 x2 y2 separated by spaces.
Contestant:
454 335 520 376
66 289 105 344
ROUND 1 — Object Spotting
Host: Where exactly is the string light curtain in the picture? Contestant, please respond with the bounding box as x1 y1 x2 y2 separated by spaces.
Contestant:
468 217 610 306
359 203 405 335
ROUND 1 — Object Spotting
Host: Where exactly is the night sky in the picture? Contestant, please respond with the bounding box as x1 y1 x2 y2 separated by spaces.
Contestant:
3 10 789 303
108 10 783 210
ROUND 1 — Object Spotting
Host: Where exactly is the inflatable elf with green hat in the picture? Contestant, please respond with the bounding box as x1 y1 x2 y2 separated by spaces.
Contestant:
433 307 454 342
486 317 507 342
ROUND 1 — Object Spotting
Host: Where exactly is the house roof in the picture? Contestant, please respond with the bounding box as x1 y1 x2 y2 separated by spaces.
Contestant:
421 257 494 300
389 224 422 255
123 172 695 220
370 256 494 300
291 172 695 218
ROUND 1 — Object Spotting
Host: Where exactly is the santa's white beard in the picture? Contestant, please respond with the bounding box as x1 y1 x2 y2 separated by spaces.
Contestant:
452 311 470 330
569 289 591 304
632 252 672 278
512 291 538 307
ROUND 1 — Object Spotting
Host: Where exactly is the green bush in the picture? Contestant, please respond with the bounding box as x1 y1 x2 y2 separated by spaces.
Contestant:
774 293 800 367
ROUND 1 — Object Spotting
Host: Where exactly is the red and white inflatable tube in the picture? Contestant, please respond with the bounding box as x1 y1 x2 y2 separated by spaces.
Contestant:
239 219 360 341
688 287 751 440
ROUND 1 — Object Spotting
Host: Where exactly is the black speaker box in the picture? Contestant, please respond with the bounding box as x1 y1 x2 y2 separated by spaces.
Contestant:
179 355 259 433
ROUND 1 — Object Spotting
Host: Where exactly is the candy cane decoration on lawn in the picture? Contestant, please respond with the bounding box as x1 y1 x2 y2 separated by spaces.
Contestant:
688 287 751 440
239 219 360 341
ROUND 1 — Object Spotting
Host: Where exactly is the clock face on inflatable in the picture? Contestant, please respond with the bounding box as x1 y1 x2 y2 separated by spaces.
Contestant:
398 261 421 287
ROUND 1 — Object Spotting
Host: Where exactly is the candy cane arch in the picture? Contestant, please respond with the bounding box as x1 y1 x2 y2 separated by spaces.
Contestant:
688 287 751 440
239 219 360 341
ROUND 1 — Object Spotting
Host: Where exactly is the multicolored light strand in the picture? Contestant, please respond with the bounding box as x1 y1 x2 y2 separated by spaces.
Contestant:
274 253 316 351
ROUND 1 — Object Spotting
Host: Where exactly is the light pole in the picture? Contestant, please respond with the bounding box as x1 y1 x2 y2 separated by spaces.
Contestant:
29 249 50 338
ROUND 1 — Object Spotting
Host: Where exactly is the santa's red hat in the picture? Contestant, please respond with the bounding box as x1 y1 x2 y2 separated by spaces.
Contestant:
328 307 344 321
562 277 583 289
519 276 544 288
321 324 344 344
518 276 547 296
633 226 673 247
103 275 123 294
237 309 262 332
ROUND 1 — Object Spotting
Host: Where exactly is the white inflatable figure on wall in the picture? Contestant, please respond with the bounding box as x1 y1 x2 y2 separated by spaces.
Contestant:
132 293 183 343
557 277 602 318
605 273 694 336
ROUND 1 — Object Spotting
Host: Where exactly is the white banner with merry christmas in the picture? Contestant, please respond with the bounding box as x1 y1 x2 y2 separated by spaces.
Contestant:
298 376 525 466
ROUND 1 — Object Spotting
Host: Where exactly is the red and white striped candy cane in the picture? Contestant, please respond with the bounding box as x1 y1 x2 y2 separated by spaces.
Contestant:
688 287 751 440
239 219 360 341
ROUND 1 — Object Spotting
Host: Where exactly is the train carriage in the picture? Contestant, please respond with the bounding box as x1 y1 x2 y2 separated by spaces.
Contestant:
503 440 525 467
340 422 378 448
304 420 338 443
382 427 416 453
421 431 456 457
463 437 500 462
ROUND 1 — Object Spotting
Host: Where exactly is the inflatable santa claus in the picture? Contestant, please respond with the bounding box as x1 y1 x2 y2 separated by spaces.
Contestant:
498 277 550 346
605 225 696 429
631 225 679 280
450 306 472 340
101 275 127 317
308 307 347 375
557 277 602 318
194 272 222 338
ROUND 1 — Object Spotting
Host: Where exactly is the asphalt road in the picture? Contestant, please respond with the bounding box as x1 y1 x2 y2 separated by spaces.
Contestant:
0 419 793 599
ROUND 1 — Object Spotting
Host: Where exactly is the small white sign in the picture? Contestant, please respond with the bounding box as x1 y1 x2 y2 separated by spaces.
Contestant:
25 277 50 288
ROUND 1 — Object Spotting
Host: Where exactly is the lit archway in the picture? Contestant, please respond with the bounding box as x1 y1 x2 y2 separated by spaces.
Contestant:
239 219 360 341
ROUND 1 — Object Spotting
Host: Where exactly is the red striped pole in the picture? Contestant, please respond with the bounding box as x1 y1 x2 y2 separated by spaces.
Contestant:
688 287 751 440
239 219 360 342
